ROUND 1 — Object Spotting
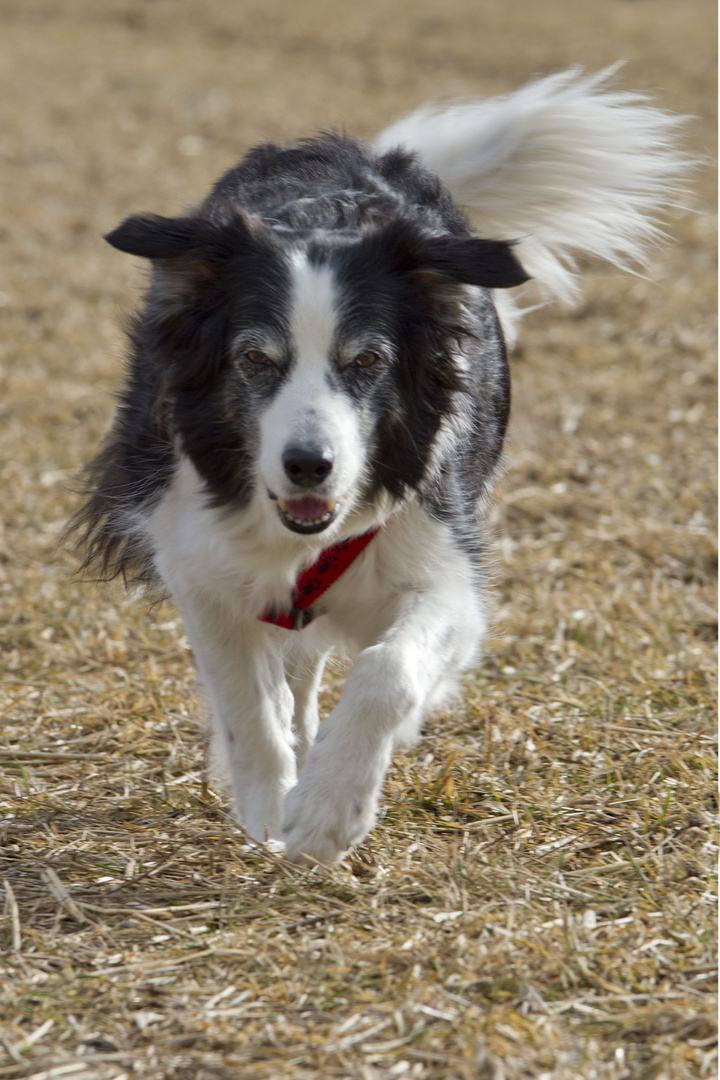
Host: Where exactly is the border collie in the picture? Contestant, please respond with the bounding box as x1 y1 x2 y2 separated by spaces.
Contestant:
71 69 686 863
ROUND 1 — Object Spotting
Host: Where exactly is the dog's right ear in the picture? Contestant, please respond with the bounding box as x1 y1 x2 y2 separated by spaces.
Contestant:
104 211 271 301
104 209 268 263
105 214 216 260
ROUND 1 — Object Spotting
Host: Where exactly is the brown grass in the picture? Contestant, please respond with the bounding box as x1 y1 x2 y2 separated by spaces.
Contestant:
0 1 716 1077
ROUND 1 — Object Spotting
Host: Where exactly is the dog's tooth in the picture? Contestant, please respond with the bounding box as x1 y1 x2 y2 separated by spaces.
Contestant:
277 498 339 530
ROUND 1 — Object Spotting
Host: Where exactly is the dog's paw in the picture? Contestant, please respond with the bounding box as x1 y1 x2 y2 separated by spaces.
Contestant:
282 739 389 864
283 792 375 865
236 779 293 845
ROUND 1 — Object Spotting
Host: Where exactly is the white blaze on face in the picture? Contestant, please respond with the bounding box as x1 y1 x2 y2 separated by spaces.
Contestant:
258 252 366 508
288 253 337 369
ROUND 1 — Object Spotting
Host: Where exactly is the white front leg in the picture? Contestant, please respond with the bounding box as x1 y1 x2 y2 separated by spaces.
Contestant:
282 591 484 863
177 596 297 842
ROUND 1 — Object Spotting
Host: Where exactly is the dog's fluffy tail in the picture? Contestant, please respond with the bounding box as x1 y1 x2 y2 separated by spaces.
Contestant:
375 67 691 303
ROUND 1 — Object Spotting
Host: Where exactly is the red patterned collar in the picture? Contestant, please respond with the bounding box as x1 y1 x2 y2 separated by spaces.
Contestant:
259 528 380 631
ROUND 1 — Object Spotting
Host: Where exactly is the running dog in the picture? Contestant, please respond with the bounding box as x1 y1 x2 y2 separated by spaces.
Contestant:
71 69 686 862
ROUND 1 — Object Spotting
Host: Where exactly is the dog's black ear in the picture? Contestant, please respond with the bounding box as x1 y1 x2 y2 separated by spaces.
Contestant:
415 237 529 289
372 222 530 290
104 214 213 260
104 211 271 302
104 209 268 264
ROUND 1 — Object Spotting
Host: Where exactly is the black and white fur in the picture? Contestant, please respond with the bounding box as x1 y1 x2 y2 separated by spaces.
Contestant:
72 69 686 863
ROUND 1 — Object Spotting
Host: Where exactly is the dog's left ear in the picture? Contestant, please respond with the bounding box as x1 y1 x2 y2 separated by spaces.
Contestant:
413 237 529 289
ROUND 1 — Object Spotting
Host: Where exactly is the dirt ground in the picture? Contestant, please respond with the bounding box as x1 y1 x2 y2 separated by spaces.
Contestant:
0 1 716 1078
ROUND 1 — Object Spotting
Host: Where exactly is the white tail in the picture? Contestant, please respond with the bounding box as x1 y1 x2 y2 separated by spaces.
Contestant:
375 67 691 304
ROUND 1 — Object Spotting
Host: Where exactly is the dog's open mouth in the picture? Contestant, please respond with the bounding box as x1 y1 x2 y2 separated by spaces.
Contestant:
275 495 339 534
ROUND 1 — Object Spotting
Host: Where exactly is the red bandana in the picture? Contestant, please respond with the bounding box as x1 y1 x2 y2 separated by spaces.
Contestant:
259 528 380 631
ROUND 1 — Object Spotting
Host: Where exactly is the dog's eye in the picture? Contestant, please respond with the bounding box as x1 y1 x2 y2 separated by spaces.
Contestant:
353 350 380 368
244 350 272 366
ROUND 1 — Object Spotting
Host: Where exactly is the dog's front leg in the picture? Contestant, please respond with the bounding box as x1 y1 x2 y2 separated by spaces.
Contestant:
283 592 482 863
176 597 297 842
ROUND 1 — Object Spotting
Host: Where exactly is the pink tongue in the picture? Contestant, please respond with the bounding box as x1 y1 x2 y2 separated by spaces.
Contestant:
283 497 331 520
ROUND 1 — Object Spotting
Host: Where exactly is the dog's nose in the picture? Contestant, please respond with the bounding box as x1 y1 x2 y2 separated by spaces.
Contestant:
282 446 334 487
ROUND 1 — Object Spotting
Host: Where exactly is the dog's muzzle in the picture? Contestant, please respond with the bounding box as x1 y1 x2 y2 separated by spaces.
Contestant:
271 445 340 533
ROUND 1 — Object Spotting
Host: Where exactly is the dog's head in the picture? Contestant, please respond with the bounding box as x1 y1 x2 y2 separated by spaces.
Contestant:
106 209 526 538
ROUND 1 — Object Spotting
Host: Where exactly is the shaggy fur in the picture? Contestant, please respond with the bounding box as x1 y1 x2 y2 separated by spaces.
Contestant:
70 69 686 863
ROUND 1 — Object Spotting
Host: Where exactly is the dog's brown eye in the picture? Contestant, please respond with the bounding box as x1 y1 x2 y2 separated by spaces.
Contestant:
354 350 380 368
245 350 271 366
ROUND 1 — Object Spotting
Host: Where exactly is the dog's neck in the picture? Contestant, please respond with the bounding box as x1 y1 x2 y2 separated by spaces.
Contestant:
259 528 380 630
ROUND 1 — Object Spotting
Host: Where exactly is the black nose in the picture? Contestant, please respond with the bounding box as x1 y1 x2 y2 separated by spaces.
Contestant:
282 446 334 487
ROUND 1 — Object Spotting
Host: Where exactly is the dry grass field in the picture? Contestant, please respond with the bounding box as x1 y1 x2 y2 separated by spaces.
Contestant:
0 1 716 1077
